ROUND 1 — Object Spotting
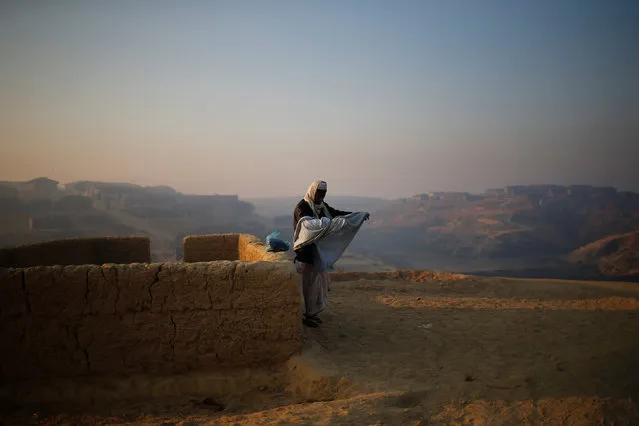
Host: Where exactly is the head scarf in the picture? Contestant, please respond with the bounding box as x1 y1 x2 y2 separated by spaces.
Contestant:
303 180 331 219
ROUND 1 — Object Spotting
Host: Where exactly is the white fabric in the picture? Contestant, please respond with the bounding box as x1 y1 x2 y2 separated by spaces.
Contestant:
303 180 331 220
299 263 330 316
293 211 368 272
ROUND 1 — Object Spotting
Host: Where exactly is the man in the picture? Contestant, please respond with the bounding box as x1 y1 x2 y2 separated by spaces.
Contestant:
293 180 369 327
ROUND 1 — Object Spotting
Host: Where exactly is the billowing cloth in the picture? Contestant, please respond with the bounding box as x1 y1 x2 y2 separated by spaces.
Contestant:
303 180 331 219
294 211 369 272
293 197 351 264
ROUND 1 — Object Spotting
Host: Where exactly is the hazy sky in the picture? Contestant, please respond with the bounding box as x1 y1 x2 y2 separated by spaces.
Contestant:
1 1 638 198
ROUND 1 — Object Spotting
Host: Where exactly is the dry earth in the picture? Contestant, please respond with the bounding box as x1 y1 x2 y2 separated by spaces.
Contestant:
3 273 639 425
333 252 395 273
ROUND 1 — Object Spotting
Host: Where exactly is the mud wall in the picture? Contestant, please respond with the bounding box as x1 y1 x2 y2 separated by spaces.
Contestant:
0 260 301 381
182 234 238 262
0 236 151 268
183 233 293 263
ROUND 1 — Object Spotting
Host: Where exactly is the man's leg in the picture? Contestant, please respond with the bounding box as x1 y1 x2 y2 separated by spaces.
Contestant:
300 263 320 327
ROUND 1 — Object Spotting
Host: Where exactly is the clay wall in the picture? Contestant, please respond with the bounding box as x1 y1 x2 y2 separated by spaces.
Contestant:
182 234 239 262
0 260 301 381
183 233 293 263
0 236 151 268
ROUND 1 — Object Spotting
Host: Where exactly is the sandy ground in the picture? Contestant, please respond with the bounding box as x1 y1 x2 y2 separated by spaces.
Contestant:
3 274 639 425
332 252 395 272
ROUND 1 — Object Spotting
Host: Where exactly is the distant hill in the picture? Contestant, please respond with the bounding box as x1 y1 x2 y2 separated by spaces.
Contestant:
3 180 638 279
570 229 639 278
348 185 639 277
0 178 270 261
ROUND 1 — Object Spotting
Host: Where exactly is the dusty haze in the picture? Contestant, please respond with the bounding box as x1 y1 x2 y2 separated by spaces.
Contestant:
1 1 638 198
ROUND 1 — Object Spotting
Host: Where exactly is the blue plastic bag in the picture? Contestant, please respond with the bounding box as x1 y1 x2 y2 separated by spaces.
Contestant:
265 231 290 253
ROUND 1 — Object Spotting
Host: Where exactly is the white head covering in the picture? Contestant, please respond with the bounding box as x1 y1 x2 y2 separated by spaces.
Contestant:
303 180 331 219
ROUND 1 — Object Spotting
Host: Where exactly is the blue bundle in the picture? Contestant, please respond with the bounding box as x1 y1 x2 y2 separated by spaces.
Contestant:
265 231 290 252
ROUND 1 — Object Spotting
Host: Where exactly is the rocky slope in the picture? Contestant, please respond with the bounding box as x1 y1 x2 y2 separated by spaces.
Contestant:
570 229 639 278
349 185 639 277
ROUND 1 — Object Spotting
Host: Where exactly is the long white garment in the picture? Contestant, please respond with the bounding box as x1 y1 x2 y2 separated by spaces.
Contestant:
294 211 368 272
298 262 330 316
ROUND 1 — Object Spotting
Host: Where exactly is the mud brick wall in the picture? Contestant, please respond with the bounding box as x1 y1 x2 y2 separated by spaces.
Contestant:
0 261 301 381
184 234 292 263
182 234 239 262
0 237 151 268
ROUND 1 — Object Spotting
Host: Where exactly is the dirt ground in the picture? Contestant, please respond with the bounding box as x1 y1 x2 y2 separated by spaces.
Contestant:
4 274 639 425
331 251 395 272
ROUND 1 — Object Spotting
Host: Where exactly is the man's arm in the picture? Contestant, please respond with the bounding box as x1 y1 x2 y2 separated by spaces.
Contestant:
325 203 370 221
325 202 352 218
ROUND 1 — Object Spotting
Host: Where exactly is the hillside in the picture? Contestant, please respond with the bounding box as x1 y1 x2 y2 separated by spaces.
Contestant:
348 185 639 278
570 229 639 278
0 178 270 261
2 180 639 279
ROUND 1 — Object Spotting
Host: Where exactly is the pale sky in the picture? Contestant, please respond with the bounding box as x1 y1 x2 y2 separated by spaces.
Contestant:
1 1 638 198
